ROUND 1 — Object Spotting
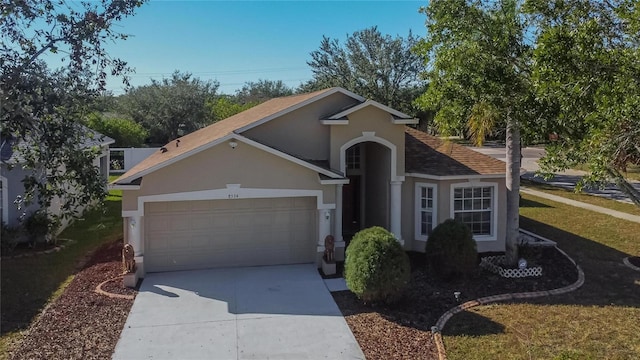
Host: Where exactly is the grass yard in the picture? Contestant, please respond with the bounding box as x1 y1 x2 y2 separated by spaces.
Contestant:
443 193 640 359
522 179 640 216
0 186 123 359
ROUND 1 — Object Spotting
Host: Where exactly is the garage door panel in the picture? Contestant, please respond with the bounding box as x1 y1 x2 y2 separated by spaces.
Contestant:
190 214 215 230
144 197 316 272
191 200 214 211
146 202 169 214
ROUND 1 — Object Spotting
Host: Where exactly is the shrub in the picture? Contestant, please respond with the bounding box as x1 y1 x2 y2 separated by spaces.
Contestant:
344 226 410 304
426 219 478 280
1 223 25 254
24 211 51 245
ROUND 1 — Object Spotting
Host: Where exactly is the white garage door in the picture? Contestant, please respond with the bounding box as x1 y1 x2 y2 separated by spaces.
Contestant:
144 197 317 272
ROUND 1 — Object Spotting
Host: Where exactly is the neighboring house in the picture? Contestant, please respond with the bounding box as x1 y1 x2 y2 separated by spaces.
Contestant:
109 147 159 174
0 128 114 229
112 87 506 275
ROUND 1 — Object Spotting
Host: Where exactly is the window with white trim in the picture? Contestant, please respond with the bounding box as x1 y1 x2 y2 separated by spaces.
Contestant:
415 183 437 240
346 145 361 170
452 185 494 237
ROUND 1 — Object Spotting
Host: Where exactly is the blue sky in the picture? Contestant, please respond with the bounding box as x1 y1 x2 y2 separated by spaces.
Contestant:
104 1 428 95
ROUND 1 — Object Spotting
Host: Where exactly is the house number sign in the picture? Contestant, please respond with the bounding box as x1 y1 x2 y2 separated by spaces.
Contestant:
227 193 240 199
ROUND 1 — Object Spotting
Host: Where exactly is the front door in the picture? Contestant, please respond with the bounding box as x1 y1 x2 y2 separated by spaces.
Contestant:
342 175 361 238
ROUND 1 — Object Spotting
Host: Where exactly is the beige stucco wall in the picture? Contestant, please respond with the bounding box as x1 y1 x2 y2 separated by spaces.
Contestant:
121 141 335 212
243 92 359 161
401 177 417 249
364 142 390 228
402 176 507 253
329 106 406 177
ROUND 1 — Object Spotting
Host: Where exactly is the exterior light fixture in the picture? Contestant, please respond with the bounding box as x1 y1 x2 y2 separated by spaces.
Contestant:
229 141 238 149
518 258 528 269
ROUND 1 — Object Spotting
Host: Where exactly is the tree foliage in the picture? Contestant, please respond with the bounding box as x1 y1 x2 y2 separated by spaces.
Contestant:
1 0 146 227
85 113 147 148
415 0 534 264
118 71 219 145
524 0 640 205
207 96 257 123
304 26 426 115
235 79 293 104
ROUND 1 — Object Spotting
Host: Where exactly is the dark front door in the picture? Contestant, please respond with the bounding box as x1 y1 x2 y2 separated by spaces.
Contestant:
343 175 361 238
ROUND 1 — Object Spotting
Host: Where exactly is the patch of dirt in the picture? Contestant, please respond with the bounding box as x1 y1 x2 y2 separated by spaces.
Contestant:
8 239 137 360
628 256 640 268
333 247 579 359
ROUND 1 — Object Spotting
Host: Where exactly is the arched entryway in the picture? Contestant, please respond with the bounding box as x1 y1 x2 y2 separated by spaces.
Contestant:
342 142 391 238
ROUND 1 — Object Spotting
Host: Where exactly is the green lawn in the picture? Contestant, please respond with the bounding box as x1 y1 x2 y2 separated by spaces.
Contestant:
521 179 640 216
0 191 123 358
573 163 640 181
443 194 640 359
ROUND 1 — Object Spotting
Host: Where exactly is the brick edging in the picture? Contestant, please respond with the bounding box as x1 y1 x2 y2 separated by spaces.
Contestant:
431 245 585 360
95 276 135 300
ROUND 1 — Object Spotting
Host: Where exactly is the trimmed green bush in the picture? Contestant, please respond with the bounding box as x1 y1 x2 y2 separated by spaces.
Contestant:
344 226 410 304
426 219 478 280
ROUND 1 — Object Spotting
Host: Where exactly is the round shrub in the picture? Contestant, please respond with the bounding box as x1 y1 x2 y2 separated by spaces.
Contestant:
344 226 410 304
425 219 478 280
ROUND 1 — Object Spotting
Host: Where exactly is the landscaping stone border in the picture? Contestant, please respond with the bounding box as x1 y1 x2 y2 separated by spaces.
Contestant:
430 240 585 360
519 229 557 247
95 276 135 300
622 257 640 272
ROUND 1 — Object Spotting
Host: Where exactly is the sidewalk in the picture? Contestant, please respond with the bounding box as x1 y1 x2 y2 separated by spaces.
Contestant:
521 187 640 224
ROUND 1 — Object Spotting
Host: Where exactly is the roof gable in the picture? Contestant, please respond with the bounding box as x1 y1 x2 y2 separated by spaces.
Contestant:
115 88 362 184
325 99 412 120
405 127 505 177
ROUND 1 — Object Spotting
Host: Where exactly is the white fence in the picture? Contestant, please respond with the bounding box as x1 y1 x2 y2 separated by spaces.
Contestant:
110 147 159 173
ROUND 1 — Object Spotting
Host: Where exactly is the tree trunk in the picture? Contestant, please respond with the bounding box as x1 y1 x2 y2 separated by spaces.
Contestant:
505 114 520 266
611 173 640 207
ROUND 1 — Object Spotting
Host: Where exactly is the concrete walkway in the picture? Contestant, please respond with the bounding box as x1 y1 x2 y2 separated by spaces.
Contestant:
113 264 364 360
521 187 640 224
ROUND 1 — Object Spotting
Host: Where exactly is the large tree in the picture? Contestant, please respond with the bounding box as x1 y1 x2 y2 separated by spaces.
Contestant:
85 113 147 148
415 0 536 265
235 79 293 104
118 71 219 145
524 0 640 206
206 95 257 123
1 0 146 228
304 26 426 116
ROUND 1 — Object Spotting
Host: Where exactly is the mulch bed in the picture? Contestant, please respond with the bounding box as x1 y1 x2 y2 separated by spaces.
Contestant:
8 239 137 360
333 247 579 359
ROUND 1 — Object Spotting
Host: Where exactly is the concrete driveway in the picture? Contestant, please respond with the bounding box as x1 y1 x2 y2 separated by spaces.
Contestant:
112 264 364 359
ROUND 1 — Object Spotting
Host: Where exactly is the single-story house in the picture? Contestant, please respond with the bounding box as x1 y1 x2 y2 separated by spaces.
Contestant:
112 87 506 275
1 128 114 230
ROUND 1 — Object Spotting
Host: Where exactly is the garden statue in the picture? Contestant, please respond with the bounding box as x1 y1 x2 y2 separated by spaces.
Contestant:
122 243 136 274
324 235 335 263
